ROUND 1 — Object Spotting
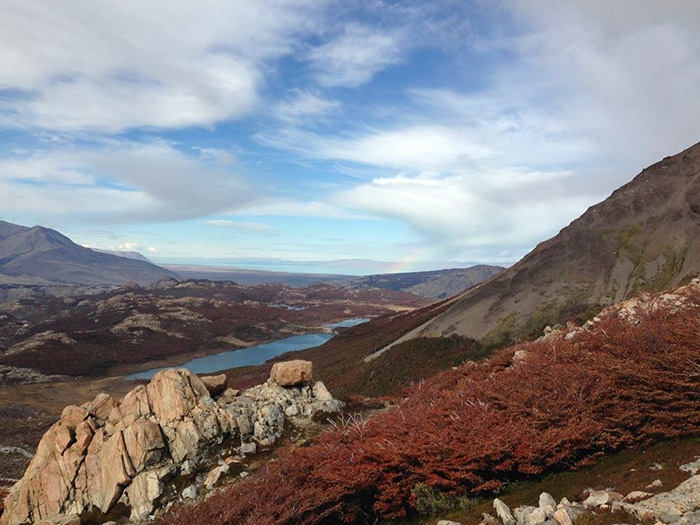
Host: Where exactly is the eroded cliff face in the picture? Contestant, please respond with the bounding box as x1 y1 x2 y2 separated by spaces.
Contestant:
1 361 342 525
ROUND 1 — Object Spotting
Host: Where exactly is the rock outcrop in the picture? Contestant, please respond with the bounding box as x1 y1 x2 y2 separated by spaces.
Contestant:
485 458 700 525
1 363 343 525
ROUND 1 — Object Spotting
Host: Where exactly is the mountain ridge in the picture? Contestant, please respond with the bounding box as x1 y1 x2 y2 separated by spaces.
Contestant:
344 264 505 299
0 221 179 286
408 140 700 343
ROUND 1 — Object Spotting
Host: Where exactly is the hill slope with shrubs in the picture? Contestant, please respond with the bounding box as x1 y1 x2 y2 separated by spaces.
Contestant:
159 281 700 524
411 140 700 345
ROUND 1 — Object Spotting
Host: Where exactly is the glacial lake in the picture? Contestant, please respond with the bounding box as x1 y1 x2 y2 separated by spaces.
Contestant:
126 318 368 380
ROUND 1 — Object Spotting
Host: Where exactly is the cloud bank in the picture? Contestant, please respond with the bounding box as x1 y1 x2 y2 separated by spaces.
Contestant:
1 1 699 268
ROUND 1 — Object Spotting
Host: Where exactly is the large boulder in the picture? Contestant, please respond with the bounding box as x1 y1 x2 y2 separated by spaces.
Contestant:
269 359 313 386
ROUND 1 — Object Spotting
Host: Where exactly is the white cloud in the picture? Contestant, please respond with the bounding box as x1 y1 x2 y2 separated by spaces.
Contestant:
273 90 341 123
258 0 700 262
333 168 591 260
0 178 150 221
501 0 700 169
0 140 257 223
204 220 279 235
20 57 259 133
307 23 406 87
0 0 324 132
2 0 700 266
257 125 495 173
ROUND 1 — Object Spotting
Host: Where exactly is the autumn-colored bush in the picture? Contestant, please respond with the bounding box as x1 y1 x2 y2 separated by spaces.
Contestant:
161 290 700 525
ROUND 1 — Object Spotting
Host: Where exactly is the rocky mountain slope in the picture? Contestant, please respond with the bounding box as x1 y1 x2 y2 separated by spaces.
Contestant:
401 140 700 344
0 221 178 286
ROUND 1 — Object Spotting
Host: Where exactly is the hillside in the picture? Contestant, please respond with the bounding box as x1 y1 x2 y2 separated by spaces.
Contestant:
0 280 428 385
155 280 700 524
0 221 179 286
399 141 700 344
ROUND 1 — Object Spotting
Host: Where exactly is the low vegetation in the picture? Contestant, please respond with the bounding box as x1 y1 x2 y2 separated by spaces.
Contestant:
223 298 459 398
0 281 428 381
159 287 700 525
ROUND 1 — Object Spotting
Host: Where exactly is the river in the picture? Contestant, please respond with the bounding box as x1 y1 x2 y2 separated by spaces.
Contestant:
126 318 368 380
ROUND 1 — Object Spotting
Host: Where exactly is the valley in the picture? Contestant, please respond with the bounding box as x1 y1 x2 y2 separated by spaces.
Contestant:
0 276 431 497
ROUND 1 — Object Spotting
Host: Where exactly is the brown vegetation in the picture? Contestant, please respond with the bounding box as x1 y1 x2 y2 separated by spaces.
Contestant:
0 281 428 381
223 298 459 398
159 289 700 525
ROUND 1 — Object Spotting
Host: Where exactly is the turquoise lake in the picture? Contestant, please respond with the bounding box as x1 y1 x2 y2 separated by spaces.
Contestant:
127 318 367 380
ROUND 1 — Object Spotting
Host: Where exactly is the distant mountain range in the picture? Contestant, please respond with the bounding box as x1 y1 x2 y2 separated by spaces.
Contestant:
170 264 504 298
0 221 502 299
0 221 179 286
397 140 700 345
91 248 153 263
344 265 504 299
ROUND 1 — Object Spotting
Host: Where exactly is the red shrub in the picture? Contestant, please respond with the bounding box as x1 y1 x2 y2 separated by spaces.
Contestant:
161 291 700 525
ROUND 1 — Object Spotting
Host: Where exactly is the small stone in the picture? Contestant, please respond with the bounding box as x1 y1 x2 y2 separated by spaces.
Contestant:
583 490 611 507
680 458 700 476
624 491 653 503
239 442 257 455
237 414 252 436
539 493 557 510
437 521 462 525
647 479 664 489
518 506 547 525
182 485 197 500
204 464 230 490
284 404 300 417
553 508 572 525
480 514 500 525
312 381 333 401
180 459 194 476
200 374 227 397
494 498 516 525
558 497 572 508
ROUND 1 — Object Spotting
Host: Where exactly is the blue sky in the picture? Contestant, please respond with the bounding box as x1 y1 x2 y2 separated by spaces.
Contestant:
1 1 700 275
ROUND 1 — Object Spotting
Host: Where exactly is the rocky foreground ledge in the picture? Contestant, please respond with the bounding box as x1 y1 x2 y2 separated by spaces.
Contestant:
431 458 700 525
0 360 343 525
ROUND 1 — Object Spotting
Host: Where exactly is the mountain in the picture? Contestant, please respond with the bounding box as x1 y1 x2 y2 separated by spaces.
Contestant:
165 264 504 298
91 248 153 263
399 140 700 344
163 264 354 287
0 221 179 286
344 265 505 299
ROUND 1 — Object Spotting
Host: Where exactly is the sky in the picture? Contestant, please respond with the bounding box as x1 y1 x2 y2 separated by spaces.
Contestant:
1 1 700 275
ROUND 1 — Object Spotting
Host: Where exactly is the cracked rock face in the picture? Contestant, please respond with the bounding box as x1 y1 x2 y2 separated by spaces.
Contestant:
0 363 343 525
